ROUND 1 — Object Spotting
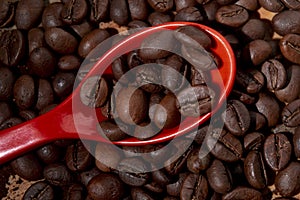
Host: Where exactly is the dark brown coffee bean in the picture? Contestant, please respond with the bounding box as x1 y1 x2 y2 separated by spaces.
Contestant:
275 65 300 103
0 67 14 100
45 27 78 55
281 0 300 9
13 75 35 110
0 102 12 125
206 159 232 194
180 174 209 200
23 181 55 200
131 187 155 200
28 28 46 54
112 56 129 84
10 153 43 181
154 93 181 129
80 167 101 186
249 111 267 131
71 20 95 38
52 72 75 99
190 66 209 87
19 110 36 121
244 151 268 189
61 0 88 25
279 34 300 65
43 163 73 186
128 0 148 21
89 0 109 23
275 162 300 197
147 0 173 12
216 5 249 27
58 55 81 71
244 132 264 151
116 86 148 125
148 12 172 26
97 119 129 141
95 143 123 172
166 172 188 196
282 99 300 127
36 144 61 164
258 0 285 12
206 129 243 162
241 19 272 41
243 39 272 66
42 2 64 28
174 7 204 22
28 47 56 78
177 85 215 117
0 117 23 130
65 141 93 172
261 59 287 91
236 0 259 11
117 157 150 186
88 173 125 200
63 184 85 200
293 127 300 158
128 20 149 29
175 0 196 11
0 30 25 67
78 29 110 58
272 10 300 36
0 0 16 27
15 0 44 30
255 92 281 127
110 0 129 26
222 186 263 200
264 133 291 171
135 64 163 93
221 100 250 136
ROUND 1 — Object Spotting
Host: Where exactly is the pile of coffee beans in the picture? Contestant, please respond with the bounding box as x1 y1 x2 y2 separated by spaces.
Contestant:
0 0 300 199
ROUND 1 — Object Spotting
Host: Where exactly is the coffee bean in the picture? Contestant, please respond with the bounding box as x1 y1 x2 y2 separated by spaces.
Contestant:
222 186 263 200
89 0 109 23
175 0 196 11
23 181 55 200
13 75 35 110
111 56 129 84
148 12 172 26
135 64 163 93
61 0 88 25
243 39 272 66
180 173 209 200
36 143 62 164
279 34 300 65
272 10 300 36
264 133 292 171
10 153 43 181
0 102 12 125
97 119 129 141
43 163 73 186
174 7 204 22
128 20 149 29
258 0 285 12
0 67 14 100
128 0 148 21
28 28 46 54
71 20 95 38
235 0 259 11
42 2 64 28
0 117 23 130
187 147 211 173
19 110 36 121
131 187 155 200
293 127 300 158
281 0 300 9
147 0 173 12
282 99 300 127
80 167 102 186
249 111 267 131
15 0 44 30
235 69 264 93
275 162 300 197
52 72 75 99
166 172 188 196
0 0 16 27
241 19 272 41
216 5 249 27
206 159 232 194
88 173 125 200
0 29 25 67
63 184 85 200
110 0 129 26
244 132 264 151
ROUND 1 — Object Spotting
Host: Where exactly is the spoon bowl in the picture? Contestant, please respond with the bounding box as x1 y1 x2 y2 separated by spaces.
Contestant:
0 22 235 164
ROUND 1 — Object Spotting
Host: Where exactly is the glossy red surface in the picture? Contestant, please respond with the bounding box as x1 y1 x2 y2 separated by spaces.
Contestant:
0 22 235 164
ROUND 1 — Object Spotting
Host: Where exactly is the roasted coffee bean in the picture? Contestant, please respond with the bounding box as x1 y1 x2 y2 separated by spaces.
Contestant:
255 92 281 127
116 86 148 125
131 187 155 200
272 10 300 36
241 19 272 41
190 67 209 86
88 173 125 200
0 0 16 27
36 143 61 164
216 5 249 27
235 69 263 94
206 159 232 194
282 99 300 127
18 109 35 122
111 56 129 84
61 0 88 25
10 153 43 181
244 132 264 151
175 0 196 11
28 47 56 78
243 39 272 66
249 111 267 131
180 173 209 200
264 133 291 171
174 7 204 22
89 0 109 23
148 12 172 26
135 64 163 93
28 28 46 54
128 0 148 21
244 151 268 189
0 29 25 67
0 67 14 100
279 34 300 65
117 157 150 186
261 59 287 91
177 85 215 117
222 186 263 200
187 147 211 173
0 117 23 130
128 20 149 29
95 142 123 172
42 2 64 28
110 0 129 26
97 120 129 141
202 0 219 21
221 100 250 136
281 0 300 9
275 65 300 103
23 181 55 200
236 0 259 11
15 0 44 30
45 27 78 55
52 72 75 99
78 29 110 58
258 0 285 12
206 129 243 162
151 168 171 185
71 20 95 38
13 75 35 110
63 184 85 200
0 102 12 125
80 167 102 186
43 163 73 186
147 0 173 12
166 172 188 196
58 55 81 72
65 141 93 172
275 162 300 197
293 127 300 158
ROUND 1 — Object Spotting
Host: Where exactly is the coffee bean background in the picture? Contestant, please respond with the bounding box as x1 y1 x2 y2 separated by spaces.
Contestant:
0 0 300 199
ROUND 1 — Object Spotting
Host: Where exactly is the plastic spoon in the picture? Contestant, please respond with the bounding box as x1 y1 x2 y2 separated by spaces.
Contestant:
0 22 236 164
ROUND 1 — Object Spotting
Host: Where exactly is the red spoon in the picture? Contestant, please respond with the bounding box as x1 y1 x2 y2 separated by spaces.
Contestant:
0 22 236 164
